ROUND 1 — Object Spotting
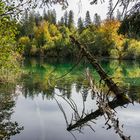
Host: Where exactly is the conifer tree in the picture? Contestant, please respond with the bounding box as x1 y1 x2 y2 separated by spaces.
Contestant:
47 10 52 23
77 17 84 33
20 9 29 36
94 13 101 26
52 9 57 24
68 10 74 29
59 17 64 26
64 11 68 27
28 11 35 39
43 9 47 20
35 12 42 26
85 11 91 27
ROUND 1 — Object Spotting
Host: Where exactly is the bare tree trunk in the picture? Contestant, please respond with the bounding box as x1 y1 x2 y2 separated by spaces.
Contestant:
70 36 126 98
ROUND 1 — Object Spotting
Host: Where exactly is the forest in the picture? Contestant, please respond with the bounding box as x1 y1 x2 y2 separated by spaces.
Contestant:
0 0 140 83
17 8 140 60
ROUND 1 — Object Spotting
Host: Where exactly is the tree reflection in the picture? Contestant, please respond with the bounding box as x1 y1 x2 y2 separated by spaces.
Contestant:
55 69 132 140
21 58 140 102
109 60 140 87
21 59 88 99
1 58 140 139
0 84 23 140
108 60 140 103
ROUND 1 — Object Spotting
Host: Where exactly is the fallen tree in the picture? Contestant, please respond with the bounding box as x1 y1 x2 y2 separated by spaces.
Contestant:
66 66 131 140
70 36 129 99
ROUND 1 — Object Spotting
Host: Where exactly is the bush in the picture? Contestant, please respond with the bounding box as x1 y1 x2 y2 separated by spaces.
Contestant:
124 39 140 59
18 36 31 55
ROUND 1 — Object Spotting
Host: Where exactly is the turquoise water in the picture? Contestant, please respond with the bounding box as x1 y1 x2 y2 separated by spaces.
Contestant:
0 58 140 140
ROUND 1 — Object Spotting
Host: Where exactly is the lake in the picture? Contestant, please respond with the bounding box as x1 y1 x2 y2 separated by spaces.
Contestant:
0 58 140 140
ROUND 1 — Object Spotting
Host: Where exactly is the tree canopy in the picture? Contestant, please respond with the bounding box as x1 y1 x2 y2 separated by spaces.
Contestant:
118 11 140 38
1 0 139 39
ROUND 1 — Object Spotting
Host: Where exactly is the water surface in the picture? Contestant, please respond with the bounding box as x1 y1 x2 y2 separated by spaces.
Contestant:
1 58 140 140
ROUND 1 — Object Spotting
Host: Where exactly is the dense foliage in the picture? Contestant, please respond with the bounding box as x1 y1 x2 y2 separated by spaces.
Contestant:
17 9 140 60
0 1 22 83
17 10 77 58
118 11 140 39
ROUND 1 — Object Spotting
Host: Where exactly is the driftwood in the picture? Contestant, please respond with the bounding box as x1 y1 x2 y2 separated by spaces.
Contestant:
70 36 126 99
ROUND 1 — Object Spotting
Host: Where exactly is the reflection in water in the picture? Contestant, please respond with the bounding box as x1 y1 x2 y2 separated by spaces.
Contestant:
21 58 140 102
56 92 131 140
55 68 132 140
0 58 140 140
20 59 140 140
0 84 23 140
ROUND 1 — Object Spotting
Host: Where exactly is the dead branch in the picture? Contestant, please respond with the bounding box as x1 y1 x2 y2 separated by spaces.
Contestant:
70 36 130 101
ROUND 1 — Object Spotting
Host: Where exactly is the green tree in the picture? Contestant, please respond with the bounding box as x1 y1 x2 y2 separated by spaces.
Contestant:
46 10 52 23
0 1 21 83
52 9 57 24
18 10 35 39
43 8 48 20
59 17 64 26
64 11 68 27
94 13 101 26
35 11 42 26
28 11 36 39
68 10 74 29
34 21 51 47
85 11 92 27
79 25 97 54
45 9 57 24
18 36 31 56
77 17 84 33
20 9 29 36
118 11 140 38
